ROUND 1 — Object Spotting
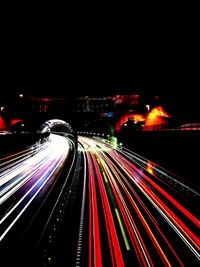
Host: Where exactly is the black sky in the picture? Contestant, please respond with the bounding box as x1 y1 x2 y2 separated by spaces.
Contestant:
1 5 199 101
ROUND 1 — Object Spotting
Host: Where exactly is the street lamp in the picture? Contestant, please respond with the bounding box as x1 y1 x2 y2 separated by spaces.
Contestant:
146 104 150 112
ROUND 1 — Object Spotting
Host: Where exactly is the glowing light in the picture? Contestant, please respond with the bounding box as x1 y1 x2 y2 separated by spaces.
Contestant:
0 135 70 242
116 113 145 132
9 119 24 128
146 105 150 111
19 94 23 98
133 114 145 122
0 115 6 129
147 106 170 121
144 106 170 130
147 161 154 174
111 136 118 149
115 208 131 250
78 136 200 265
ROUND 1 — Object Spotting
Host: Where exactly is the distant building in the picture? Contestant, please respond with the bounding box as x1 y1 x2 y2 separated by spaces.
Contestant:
2 93 172 132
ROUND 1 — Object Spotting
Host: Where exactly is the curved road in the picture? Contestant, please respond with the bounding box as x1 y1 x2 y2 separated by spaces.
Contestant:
77 136 200 267
0 134 75 266
0 135 199 266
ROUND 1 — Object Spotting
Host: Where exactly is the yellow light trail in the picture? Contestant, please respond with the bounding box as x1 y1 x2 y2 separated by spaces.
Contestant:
115 208 131 251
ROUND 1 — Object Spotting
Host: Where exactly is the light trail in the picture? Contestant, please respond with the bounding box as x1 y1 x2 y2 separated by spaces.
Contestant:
0 134 70 242
79 136 200 266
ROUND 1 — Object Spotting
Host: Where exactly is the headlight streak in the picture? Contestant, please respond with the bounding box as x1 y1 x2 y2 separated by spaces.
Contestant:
82 138 149 266
0 155 51 202
92 154 125 267
0 145 42 168
96 149 184 266
113 148 200 205
137 184 200 260
0 159 61 241
0 135 70 242
106 139 200 198
79 136 200 266
94 140 200 230
106 149 200 259
37 138 76 245
95 149 165 267
0 160 55 224
81 138 157 266
0 136 66 193
114 152 200 227
0 144 51 188
113 155 200 240
82 139 125 267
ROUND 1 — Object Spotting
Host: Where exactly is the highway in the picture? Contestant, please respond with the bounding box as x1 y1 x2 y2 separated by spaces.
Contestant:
0 134 199 266
77 136 200 267
0 134 76 266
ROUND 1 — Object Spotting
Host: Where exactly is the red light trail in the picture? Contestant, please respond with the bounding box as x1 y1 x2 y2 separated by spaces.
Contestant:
79 136 200 266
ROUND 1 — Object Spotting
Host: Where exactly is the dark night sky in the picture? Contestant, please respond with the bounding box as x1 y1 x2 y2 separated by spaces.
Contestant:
2 40 198 98
1 4 199 119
